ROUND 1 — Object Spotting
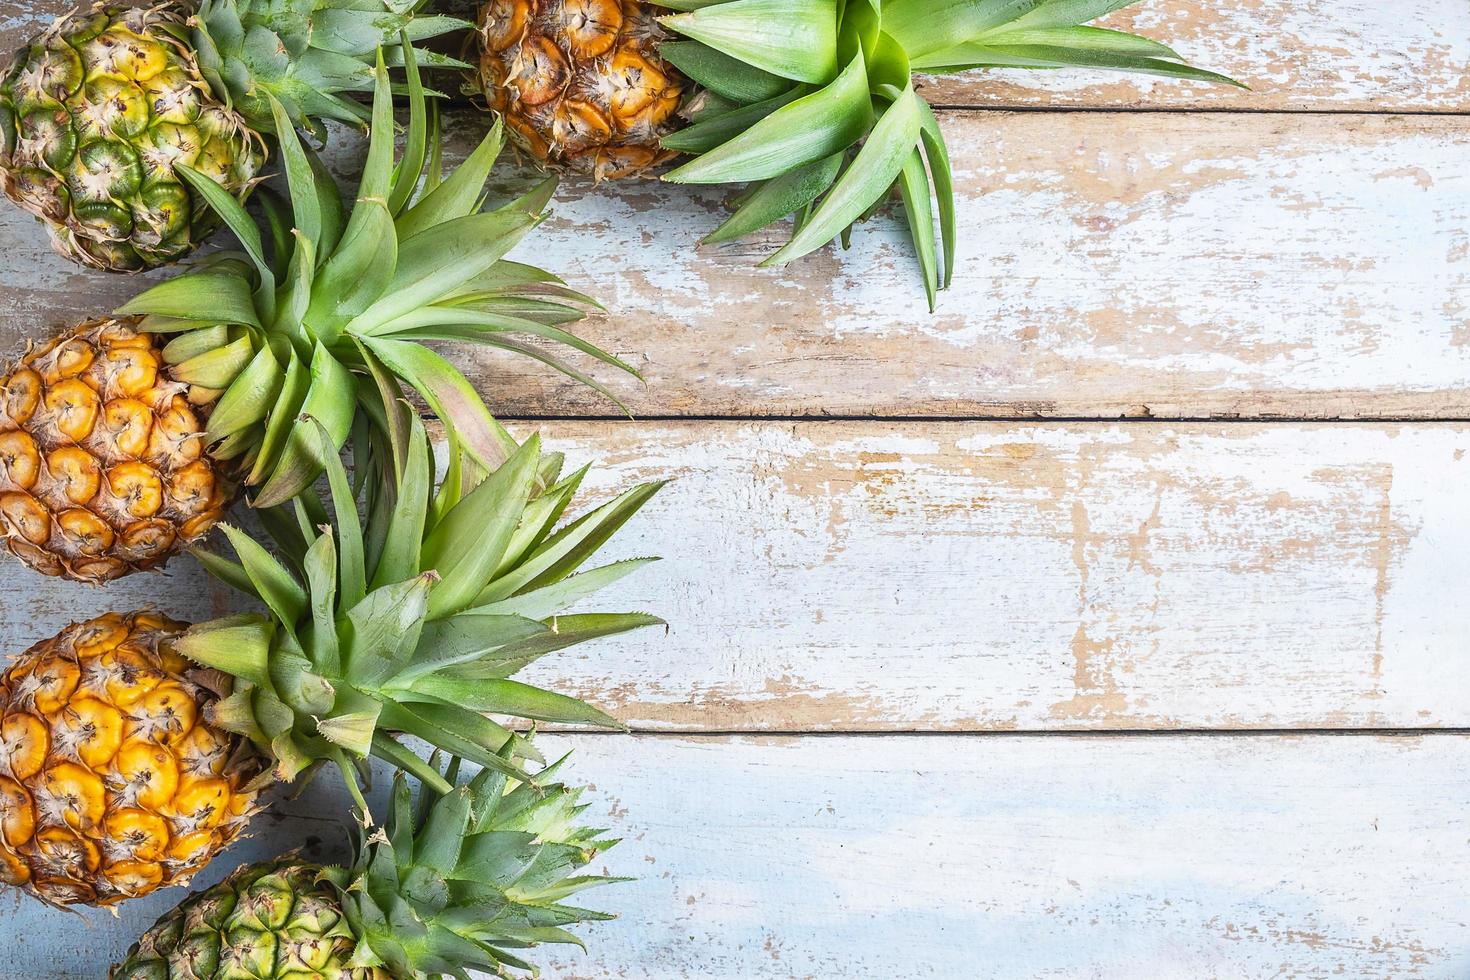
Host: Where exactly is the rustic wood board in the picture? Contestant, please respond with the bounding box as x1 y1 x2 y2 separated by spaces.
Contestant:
2 0 1467 112
0 2 1465 975
3 111 1466 420
6 420 1467 732
6 734 1469 979
919 0 1470 112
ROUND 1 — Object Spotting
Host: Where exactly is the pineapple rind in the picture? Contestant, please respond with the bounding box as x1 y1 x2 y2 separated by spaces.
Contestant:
0 611 261 907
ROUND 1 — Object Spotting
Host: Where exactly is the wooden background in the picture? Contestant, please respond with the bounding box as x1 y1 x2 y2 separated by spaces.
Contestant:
2 1 1469 976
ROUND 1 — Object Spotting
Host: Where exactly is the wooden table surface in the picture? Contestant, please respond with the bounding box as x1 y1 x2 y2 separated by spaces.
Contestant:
1 2 1469 977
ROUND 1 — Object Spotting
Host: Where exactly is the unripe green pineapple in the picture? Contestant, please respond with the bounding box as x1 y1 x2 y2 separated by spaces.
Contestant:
0 0 465 272
0 6 264 272
112 755 619 979
112 861 381 978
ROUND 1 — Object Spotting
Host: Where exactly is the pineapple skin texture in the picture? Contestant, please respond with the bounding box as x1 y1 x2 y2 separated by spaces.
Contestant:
0 4 264 272
0 612 260 907
111 859 390 980
0 316 233 584
476 0 688 180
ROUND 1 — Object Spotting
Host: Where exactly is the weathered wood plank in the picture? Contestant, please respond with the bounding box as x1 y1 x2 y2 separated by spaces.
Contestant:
919 0 1470 112
6 421 1468 732
2 0 1466 112
10 734 1470 978
4 111 1466 420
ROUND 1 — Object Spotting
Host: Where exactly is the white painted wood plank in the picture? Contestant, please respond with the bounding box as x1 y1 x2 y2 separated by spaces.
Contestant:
919 0 1470 112
7 734 1470 978
4 112 1466 419
2 0 1466 112
5 421 1468 732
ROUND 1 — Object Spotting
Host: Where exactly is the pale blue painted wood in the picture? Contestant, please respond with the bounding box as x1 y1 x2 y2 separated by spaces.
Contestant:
5 736 1467 979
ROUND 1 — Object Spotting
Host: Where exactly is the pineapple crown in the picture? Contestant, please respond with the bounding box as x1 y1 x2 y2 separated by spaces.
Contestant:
173 402 663 805
657 0 1243 309
330 751 621 978
183 0 471 134
119 46 637 509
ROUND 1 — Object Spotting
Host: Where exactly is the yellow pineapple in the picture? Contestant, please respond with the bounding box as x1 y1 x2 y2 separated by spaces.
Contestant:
0 612 260 908
0 317 230 583
0 407 663 910
476 0 687 180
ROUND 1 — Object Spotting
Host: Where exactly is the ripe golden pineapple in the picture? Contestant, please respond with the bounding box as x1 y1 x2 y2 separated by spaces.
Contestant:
0 612 260 908
475 0 688 180
0 408 662 911
0 317 231 583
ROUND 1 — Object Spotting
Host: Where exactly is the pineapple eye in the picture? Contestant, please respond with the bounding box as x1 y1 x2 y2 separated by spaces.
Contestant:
2 368 42 424
46 446 102 505
0 712 48 780
0 776 36 848
111 742 179 811
101 857 163 897
103 808 169 862
56 508 116 558
118 518 176 564
27 656 79 715
0 431 41 490
480 0 529 53
101 398 155 459
105 461 163 518
39 762 106 831
0 489 51 546
40 377 101 442
510 36 572 106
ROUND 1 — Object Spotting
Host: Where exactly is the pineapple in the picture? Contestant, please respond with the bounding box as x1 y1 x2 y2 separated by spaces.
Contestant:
475 0 685 181
0 401 662 909
473 0 1243 307
0 0 466 271
112 753 619 979
0 50 635 584
0 611 262 907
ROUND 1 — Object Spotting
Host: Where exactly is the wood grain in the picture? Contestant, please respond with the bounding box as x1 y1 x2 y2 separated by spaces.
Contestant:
2 0 1466 112
4 111 1467 420
7 420 1468 733
7 734 1470 978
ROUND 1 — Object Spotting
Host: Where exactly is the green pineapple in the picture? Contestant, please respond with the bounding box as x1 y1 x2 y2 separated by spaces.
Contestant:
0 0 466 271
112 753 619 978
1 47 635 584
